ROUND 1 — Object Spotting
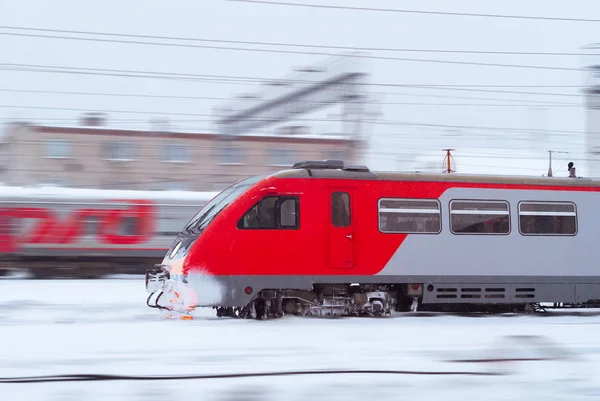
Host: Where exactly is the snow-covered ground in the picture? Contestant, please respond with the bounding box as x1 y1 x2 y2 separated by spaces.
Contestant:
2 276 600 400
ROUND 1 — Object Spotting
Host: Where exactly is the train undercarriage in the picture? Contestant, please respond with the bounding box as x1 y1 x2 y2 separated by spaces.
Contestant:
214 284 408 320
208 283 600 320
210 286 600 320
142 269 600 319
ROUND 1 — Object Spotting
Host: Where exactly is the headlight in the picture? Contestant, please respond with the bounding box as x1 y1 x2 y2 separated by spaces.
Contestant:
169 241 182 259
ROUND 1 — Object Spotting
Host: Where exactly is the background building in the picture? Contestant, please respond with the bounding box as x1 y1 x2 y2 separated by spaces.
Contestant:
0 118 360 192
0 55 372 191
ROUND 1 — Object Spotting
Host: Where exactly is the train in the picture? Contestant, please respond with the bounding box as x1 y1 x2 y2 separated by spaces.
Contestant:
144 159 600 319
0 185 216 278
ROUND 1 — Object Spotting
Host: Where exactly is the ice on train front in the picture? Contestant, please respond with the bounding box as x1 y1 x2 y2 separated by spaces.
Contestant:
145 235 232 319
145 236 202 319
144 176 264 318
144 185 245 319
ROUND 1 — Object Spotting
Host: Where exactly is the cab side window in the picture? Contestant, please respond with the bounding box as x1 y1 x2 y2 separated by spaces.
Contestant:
238 196 299 230
331 192 350 227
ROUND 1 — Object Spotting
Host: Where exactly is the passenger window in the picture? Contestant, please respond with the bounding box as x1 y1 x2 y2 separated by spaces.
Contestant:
238 196 299 230
378 198 440 234
450 200 510 235
331 192 350 227
518 201 577 235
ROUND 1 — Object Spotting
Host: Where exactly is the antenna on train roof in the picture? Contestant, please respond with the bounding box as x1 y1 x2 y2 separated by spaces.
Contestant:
547 150 569 177
442 149 456 174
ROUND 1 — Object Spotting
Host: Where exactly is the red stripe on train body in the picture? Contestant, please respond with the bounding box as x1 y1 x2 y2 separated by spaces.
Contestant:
182 176 598 277
0 200 156 249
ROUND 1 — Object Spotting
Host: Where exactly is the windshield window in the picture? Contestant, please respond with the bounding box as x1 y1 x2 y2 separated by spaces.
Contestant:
195 185 249 230
183 174 269 232
184 186 236 231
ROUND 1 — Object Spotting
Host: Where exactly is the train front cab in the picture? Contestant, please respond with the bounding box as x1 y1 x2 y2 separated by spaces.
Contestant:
143 174 271 310
143 165 360 312
144 160 421 317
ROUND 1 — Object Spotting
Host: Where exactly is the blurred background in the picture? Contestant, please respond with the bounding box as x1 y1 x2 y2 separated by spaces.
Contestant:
2 1 600 400
2 0 600 186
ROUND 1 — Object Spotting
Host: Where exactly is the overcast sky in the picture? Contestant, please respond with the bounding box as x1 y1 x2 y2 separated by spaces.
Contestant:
1 0 599 177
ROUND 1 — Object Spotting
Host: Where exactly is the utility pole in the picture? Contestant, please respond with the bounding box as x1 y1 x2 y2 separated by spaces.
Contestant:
547 150 569 177
442 149 455 173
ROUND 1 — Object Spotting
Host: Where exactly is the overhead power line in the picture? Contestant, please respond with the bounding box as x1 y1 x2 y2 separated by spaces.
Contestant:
0 88 582 107
0 103 590 136
0 25 592 57
0 32 583 72
0 63 584 98
226 0 600 23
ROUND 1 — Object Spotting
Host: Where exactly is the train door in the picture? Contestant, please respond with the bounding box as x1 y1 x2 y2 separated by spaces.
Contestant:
328 190 354 270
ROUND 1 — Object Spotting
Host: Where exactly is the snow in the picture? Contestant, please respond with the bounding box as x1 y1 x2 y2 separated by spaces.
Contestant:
0 185 220 202
2 276 600 400
27 121 357 141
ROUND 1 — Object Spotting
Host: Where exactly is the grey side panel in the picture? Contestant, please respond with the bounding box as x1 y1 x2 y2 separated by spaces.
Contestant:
575 284 600 303
181 274 600 307
422 283 576 304
380 188 600 277
178 274 315 308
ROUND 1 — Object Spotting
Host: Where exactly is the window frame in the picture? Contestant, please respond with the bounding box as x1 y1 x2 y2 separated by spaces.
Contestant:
105 140 137 161
517 200 578 236
162 143 190 163
377 197 442 234
449 199 511 236
237 195 300 230
217 144 245 165
45 139 71 159
331 192 351 228
267 148 296 167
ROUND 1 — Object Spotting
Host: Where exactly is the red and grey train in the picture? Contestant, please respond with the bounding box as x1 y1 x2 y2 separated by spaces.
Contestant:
0 186 216 278
145 160 600 319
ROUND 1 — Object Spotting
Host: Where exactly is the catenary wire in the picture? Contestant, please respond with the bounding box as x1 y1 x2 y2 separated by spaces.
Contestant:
0 63 587 88
0 88 584 106
225 0 600 23
0 25 592 56
0 64 585 99
0 368 503 383
0 105 591 137
0 32 585 72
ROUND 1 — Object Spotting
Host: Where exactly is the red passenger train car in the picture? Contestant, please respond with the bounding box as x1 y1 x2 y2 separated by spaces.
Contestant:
0 186 216 278
145 160 600 319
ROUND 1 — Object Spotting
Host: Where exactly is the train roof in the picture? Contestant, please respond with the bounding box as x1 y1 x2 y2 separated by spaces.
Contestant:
0 185 220 201
271 160 600 188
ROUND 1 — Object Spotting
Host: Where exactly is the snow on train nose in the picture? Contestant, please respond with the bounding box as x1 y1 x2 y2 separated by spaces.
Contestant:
144 250 186 294
145 264 170 294
145 264 200 318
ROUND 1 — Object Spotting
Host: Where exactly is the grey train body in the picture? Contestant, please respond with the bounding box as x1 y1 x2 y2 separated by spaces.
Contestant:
0 187 215 277
176 185 600 310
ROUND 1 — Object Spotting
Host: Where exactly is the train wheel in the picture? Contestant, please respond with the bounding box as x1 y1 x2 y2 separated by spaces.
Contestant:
254 298 267 320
